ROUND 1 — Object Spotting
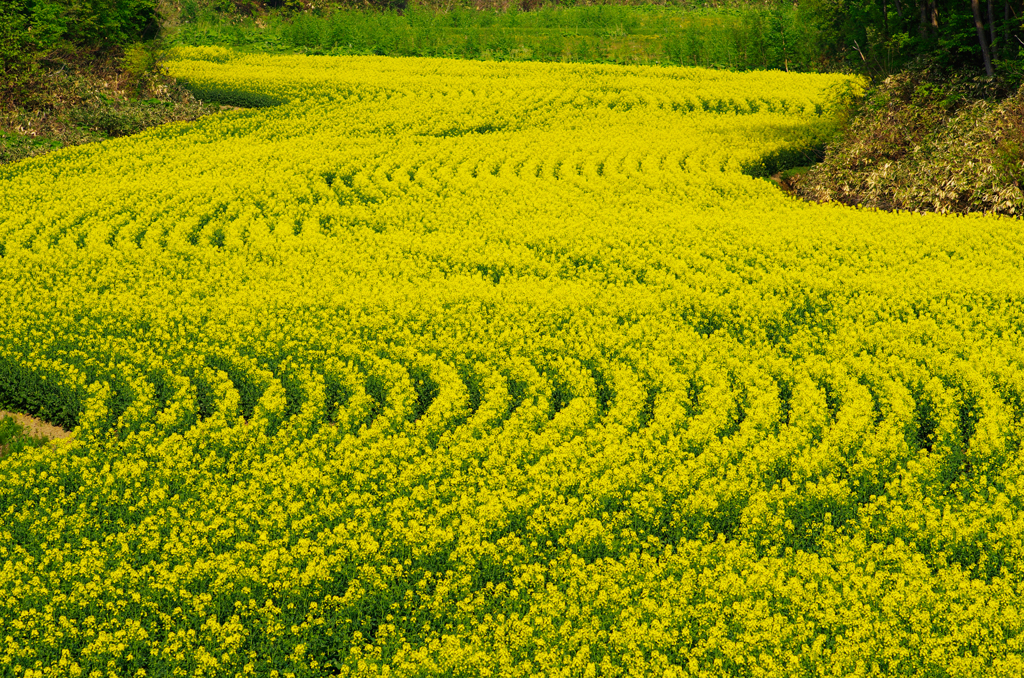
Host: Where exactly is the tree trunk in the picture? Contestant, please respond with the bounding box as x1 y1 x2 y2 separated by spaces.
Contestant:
972 0 995 75
894 0 904 20
1005 0 1013 59
988 0 998 60
919 0 938 35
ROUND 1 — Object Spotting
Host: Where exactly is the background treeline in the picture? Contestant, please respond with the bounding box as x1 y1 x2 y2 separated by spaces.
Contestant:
809 0 1024 77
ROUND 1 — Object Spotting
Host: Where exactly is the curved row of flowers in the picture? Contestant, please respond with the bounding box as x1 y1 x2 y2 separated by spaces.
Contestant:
0 50 1021 677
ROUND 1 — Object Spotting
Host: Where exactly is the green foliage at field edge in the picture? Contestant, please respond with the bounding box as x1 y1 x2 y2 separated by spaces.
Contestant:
171 4 825 72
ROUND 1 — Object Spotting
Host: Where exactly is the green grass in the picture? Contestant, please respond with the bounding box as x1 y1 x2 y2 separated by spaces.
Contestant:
0 131 63 165
780 165 813 180
171 4 824 71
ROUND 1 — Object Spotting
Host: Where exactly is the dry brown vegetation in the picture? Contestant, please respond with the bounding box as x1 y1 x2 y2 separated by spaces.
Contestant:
1 49 220 166
797 68 1024 216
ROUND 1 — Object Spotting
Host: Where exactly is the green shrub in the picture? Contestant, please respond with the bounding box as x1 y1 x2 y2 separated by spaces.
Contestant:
0 1 65 98
122 41 157 77
1 0 161 99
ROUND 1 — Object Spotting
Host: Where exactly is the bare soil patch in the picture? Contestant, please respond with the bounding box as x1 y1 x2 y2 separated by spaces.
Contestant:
0 410 72 440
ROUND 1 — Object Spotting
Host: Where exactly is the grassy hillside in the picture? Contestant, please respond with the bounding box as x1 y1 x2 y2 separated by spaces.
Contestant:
0 50 217 165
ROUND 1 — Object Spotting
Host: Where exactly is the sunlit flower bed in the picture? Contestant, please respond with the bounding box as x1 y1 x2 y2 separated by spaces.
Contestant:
1 50 1021 677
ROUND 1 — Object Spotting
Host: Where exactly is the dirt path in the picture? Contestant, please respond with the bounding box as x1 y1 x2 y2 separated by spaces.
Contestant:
0 410 72 440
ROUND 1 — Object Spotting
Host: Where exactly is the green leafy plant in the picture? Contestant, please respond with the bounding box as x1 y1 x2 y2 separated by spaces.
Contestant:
122 40 157 77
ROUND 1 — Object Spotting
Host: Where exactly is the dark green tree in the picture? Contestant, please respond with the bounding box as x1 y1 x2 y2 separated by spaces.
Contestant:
805 0 1024 77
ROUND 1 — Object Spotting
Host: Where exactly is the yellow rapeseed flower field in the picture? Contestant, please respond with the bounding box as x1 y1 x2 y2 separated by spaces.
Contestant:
1 49 1023 677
